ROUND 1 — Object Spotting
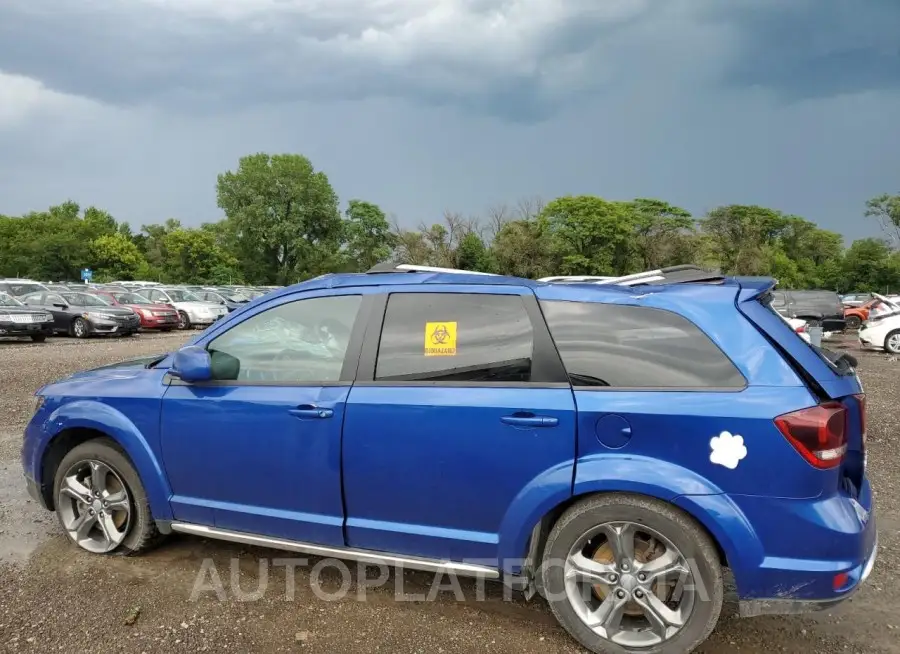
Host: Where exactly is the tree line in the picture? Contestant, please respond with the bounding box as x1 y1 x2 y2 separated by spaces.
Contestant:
1 153 899 293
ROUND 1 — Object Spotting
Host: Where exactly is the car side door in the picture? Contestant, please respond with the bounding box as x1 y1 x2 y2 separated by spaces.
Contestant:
159 288 373 546
341 285 577 566
39 293 70 330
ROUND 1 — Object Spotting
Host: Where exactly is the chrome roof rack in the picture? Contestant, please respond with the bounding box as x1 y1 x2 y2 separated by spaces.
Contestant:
542 265 725 287
366 263 498 276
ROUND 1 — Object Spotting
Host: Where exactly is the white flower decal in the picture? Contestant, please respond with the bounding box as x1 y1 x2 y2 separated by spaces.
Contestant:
709 431 748 470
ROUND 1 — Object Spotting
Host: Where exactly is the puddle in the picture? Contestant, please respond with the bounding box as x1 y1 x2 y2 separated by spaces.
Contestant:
0 461 58 564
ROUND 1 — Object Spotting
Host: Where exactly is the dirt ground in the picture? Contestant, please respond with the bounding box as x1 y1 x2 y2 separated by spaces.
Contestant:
0 331 897 653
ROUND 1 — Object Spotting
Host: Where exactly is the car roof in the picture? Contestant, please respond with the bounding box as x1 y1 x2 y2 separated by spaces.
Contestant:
256 269 761 308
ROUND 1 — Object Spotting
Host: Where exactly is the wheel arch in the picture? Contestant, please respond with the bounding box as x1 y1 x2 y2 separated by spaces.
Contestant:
38 402 173 520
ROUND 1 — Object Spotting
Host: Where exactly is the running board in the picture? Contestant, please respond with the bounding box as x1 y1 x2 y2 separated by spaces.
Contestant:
169 522 501 579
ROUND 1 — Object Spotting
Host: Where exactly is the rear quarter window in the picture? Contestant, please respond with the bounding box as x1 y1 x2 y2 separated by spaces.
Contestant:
539 300 746 389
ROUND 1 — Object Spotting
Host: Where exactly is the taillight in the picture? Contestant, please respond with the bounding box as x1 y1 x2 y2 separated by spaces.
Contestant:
795 325 807 333
775 402 847 469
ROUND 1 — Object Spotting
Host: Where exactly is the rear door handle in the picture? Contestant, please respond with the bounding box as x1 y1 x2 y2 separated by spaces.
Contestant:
501 414 559 428
288 406 334 419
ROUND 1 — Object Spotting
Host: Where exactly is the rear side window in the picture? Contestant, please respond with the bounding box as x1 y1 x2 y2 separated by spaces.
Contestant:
539 300 746 389
375 293 534 382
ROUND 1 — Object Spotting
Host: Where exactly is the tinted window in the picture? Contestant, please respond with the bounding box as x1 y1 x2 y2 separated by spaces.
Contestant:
206 295 362 383
375 293 534 383
540 300 746 389
771 292 787 307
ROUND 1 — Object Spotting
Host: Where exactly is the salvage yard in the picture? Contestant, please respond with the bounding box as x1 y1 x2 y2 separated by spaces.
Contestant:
0 332 898 653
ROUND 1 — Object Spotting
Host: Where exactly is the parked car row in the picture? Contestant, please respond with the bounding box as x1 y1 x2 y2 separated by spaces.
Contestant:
0 277 283 343
769 289 846 332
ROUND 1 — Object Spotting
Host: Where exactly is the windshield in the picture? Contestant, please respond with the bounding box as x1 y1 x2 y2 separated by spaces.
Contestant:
3 282 45 296
114 292 153 305
62 293 111 307
0 293 24 307
166 289 202 302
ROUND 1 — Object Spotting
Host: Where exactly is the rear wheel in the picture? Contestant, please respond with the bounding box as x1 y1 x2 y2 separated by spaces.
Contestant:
542 494 723 654
52 439 165 555
30 334 47 343
846 315 861 330
885 330 900 355
71 317 89 339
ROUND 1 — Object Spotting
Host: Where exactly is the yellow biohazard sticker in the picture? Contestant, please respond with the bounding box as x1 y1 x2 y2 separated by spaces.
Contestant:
425 321 457 356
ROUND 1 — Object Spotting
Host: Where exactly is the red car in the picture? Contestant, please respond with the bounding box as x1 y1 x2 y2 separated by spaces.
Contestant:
90 291 179 331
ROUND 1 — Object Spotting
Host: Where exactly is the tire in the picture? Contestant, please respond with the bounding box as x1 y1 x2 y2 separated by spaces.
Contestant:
30 334 47 343
177 311 191 330
70 317 90 339
52 438 165 556
804 318 821 329
541 493 724 654
885 330 900 355
845 316 861 330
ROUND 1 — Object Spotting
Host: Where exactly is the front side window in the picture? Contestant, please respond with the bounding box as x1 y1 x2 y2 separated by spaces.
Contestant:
0 293 24 307
539 300 746 389
375 293 534 383
166 289 202 302
206 295 362 383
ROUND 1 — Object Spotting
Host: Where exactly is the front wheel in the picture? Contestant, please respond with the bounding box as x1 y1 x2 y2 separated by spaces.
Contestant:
52 439 165 555
845 315 861 330
541 494 724 654
71 317 89 339
177 311 191 330
885 330 900 355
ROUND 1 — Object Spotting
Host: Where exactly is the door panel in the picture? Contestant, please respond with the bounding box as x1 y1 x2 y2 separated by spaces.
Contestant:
342 386 576 561
341 287 576 564
161 384 349 544
160 290 368 545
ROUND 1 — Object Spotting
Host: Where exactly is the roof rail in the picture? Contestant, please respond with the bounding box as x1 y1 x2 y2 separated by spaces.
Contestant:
541 265 725 287
537 275 616 283
366 263 498 276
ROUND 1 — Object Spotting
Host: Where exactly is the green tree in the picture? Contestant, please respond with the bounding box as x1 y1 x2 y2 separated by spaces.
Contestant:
217 153 342 284
865 193 900 249
455 231 494 272
540 196 635 275
343 200 394 271
90 233 147 281
835 238 900 293
700 205 789 275
624 199 695 270
490 218 554 279
161 228 241 285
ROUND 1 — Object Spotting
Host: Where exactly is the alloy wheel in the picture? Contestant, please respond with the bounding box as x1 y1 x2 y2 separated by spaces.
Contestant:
56 460 132 553
563 521 695 649
888 333 900 354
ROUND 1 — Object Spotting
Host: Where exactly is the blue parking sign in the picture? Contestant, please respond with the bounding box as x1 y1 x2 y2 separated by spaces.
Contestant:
81 268 93 281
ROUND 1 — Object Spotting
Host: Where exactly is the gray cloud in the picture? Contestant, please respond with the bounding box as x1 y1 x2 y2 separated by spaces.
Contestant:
0 0 898 245
1 0 898 122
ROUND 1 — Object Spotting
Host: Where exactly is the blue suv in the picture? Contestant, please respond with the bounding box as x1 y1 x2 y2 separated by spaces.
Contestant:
21 264 877 653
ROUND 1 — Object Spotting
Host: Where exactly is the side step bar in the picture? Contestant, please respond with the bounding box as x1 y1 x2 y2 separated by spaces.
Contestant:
170 522 501 579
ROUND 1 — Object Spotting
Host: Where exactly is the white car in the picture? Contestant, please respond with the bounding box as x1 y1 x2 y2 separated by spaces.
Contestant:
141 287 228 330
858 294 900 354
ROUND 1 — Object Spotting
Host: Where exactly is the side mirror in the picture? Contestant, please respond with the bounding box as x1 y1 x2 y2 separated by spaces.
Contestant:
52 302 68 309
170 345 213 383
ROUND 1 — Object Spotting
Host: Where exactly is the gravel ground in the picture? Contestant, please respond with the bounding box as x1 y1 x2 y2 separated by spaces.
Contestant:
0 331 897 653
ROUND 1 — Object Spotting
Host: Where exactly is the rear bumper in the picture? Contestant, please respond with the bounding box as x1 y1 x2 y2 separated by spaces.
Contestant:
687 477 878 617
739 526 878 617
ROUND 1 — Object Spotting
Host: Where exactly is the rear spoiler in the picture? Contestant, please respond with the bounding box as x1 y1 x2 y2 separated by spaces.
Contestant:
735 277 861 400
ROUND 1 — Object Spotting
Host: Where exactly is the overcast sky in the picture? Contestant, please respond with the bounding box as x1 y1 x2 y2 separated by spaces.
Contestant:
1 0 898 243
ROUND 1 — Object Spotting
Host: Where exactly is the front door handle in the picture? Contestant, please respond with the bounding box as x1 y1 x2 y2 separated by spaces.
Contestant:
288 406 334 419
501 414 559 428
